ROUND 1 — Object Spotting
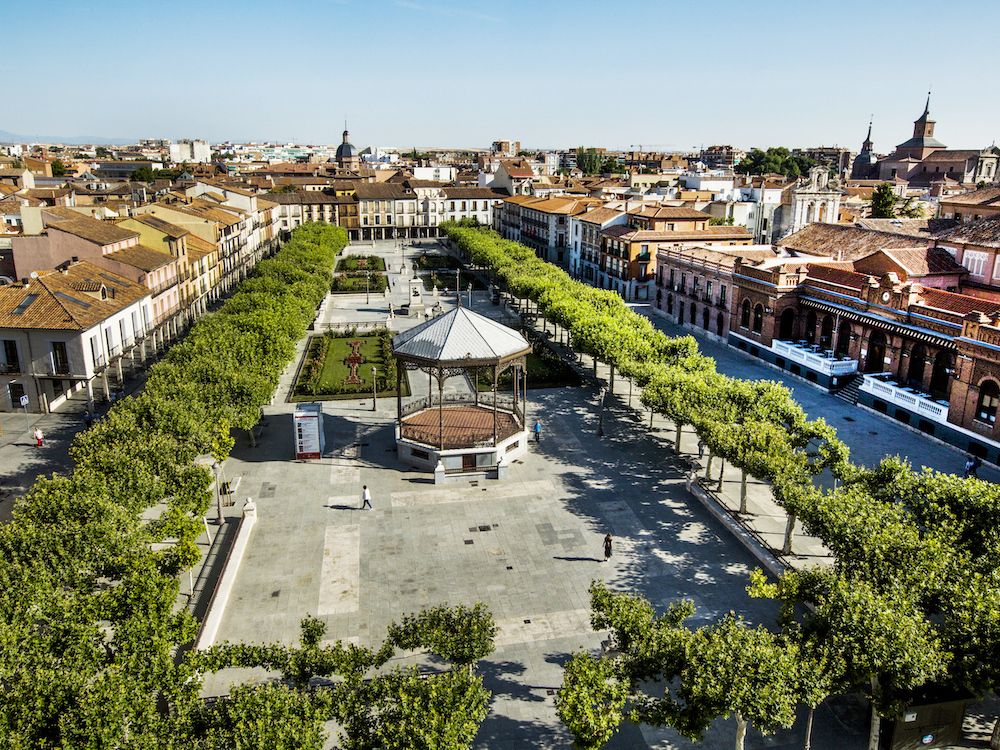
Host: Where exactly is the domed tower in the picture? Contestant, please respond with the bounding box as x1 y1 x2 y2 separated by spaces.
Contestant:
336 126 360 170
850 119 878 180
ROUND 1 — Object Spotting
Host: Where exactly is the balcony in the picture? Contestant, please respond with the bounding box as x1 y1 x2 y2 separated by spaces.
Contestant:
771 340 859 377
860 373 949 425
49 362 72 376
1 362 21 375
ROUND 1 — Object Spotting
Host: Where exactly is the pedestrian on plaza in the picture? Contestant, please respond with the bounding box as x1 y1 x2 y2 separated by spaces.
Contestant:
84 412 94 429
965 455 981 479
387 263 391 272
360 485 372 509
603 534 613 561
534 421 542 443
33 427 43 448
697 438 705 459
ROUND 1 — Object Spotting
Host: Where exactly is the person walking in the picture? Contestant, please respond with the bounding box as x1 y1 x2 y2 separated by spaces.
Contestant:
33 427 43 448
360 485 372 509
603 534 613 561
534 421 542 443
965 455 981 479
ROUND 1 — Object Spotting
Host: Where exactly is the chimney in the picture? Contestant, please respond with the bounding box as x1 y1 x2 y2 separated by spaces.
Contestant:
71 256 78 263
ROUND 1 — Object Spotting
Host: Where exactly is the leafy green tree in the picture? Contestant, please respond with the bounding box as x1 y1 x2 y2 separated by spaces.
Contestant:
556 652 629 750
869 182 897 218
576 147 603 175
130 165 155 182
51 158 67 176
95 146 110 158
601 156 625 174
735 147 816 178
709 216 735 226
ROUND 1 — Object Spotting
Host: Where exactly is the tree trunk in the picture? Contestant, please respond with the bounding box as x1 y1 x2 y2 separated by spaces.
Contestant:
717 458 725 486
734 713 748 750
782 513 797 555
649 407 654 429
675 424 682 453
740 470 748 513
610 366 615 394
804 705 815 750
868 677 882 750
593 357 598 377
705 454 715 480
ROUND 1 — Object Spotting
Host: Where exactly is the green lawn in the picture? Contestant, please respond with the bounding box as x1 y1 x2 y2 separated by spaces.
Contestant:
475 352 581 391
336 254 386 272
293 333 409 400
330 274 388 294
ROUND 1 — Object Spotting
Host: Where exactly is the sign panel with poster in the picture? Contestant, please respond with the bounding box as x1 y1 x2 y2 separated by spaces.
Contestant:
294 403 325 460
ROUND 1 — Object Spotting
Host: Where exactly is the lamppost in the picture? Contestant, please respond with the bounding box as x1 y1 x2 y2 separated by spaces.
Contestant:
366 271 370 304
598 387 607 437
372 366 377 411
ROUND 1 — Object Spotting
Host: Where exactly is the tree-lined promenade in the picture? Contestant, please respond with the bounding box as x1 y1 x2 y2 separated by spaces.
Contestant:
442 221 1000 750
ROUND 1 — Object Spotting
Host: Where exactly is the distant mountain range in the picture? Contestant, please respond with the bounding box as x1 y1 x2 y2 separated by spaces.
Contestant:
0 129 134 146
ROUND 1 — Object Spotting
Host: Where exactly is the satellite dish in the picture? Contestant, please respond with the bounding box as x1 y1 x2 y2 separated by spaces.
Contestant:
29 272 38 279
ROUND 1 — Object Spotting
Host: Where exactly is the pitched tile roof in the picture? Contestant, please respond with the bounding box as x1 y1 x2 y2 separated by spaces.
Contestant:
933 215 1000 248
854 218 959 237
920 150 980 163
627 205 709 221
943 187 1000 206
878 247 968 277
106 244 176 273
804 264 868 291
128 213 189 239
43 207 139 245
579 207 625 225
780 223 929 260
916 288 999 316
185 233 216 260
604 225 753 242
0 262 148 330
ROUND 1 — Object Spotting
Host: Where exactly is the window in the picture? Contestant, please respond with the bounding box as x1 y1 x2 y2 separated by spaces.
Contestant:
977 380 1000 424
964 249 988 278
752 304 764 333
450 201 455 210
741 299 751 328
681 273 686 292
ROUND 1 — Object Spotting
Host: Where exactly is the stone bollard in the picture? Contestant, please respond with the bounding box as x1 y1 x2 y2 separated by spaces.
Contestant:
496 454 509 480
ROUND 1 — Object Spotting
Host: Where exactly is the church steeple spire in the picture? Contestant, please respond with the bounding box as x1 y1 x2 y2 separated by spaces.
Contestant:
861 117 873 153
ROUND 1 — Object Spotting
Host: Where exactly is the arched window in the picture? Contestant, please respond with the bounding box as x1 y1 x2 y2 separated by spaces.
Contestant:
752 304 764 333
667 294 673 315
741 299 751 328
690 303 697 324
977 380 1000 424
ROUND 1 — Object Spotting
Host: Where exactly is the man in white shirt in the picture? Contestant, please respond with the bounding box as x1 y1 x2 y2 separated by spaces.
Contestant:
360 485 372 509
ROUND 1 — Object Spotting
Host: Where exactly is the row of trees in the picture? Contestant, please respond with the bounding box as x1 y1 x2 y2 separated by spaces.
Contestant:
734 147 817 179
0 223 348 746
442 222 1000 749
575 147 626 175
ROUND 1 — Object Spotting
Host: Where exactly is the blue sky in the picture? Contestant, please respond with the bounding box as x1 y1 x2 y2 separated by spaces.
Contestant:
3 0 998 153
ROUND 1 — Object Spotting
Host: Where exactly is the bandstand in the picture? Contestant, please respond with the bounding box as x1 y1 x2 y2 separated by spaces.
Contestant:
391 307 532 481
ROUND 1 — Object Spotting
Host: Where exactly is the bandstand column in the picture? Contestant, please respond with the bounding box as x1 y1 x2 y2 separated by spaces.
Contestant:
438 367 444 451
396 364 403 424
493 363 498 445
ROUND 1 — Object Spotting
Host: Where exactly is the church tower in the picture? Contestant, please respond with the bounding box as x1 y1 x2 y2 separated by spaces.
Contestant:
893 93 946 160
850 119 878 180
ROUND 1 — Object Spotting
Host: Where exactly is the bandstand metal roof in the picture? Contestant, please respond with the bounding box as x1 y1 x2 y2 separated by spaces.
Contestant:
391 307 531 365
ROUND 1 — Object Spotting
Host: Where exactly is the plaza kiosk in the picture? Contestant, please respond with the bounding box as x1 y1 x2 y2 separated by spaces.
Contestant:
293 403 325 460
391 306 531 481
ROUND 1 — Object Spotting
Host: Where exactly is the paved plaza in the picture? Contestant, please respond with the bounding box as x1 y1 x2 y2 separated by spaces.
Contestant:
4 238 998 748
